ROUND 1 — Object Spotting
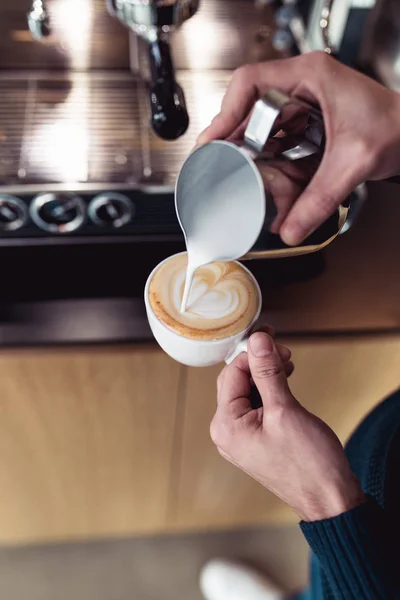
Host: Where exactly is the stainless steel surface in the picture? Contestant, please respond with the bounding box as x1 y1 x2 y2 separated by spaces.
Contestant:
150 0 278 70
271 30 294 54
320 0 336 54
244 89 323 158
244 92 282 154
0 71 356 254
0 183 175 196
88 193 135 227
27 0 51 41
0 195 28 232
288 14 311 54
302 0 377 60
175 141 266 268
0 0 277 71
0 71 230 187
274 5 310 55
240 90 351 259
0 0 395 349
107 0 200 40
281 141 319 160
341 183 367 234
174 87 351 262
0 185 181 248
30 192 87 233
281 0 398 89
0 0 130 70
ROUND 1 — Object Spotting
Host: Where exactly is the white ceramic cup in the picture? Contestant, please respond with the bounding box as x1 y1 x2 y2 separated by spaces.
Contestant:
144 253 262 367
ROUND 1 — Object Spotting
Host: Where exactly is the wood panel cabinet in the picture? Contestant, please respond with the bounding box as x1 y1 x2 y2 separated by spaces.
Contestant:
0 348 182 544
0 336 398 544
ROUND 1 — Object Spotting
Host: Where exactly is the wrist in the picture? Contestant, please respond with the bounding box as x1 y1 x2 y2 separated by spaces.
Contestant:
374 90 400 180
297 475 367 523
389 91 400 178
394 93 400 177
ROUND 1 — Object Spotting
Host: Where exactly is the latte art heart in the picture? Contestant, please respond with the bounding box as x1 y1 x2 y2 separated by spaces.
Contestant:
149 254 259 341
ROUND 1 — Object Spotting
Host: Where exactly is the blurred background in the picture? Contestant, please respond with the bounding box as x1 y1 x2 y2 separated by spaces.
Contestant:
0 0 399 598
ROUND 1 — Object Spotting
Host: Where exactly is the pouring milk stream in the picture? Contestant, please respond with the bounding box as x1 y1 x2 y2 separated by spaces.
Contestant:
175 140 266 313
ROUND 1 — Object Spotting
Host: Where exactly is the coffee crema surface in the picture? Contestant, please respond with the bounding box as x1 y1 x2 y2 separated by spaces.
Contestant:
149 254 259 341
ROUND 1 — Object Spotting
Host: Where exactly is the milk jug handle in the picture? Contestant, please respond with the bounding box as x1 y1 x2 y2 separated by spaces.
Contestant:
244 89 324 161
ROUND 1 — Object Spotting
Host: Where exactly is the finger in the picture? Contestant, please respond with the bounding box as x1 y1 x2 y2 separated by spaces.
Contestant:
255 324 276 338
279 143 365 245
245 326 292 365
224 330 290 364
258 165 302 234
250 357 292 382
217 365 228 397
251 326 292 362
227 113 252 143
285 360 295 378
276 343 291 362
217 353 252 419
196 68 258 145
220 343 291 398
248 332 292 407
196 56 313 145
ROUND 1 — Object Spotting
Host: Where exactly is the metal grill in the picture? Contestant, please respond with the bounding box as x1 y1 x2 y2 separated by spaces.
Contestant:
0 71 230 187
0 80 28 185
89 77 145 183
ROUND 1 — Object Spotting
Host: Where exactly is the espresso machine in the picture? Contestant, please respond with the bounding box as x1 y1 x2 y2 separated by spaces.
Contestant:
0 0 398 346
107 0 200 140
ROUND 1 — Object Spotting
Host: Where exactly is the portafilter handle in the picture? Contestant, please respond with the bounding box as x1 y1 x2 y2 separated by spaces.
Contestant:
148 36 189 140
106 0 191 140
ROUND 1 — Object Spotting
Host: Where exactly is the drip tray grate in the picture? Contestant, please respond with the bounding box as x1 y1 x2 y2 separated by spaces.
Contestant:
0 71 231 188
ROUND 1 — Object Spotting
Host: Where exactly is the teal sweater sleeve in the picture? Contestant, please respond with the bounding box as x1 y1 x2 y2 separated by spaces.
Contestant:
300 496 400 600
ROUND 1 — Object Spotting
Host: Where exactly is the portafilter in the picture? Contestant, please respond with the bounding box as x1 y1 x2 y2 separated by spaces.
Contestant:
107 0 200 140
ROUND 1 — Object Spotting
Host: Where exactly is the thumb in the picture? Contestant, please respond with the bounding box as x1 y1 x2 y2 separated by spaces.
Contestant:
248 332 292 407
196 65 260 146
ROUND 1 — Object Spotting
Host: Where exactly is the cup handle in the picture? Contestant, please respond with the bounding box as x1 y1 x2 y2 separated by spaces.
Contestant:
225 338 248 365
225 337 263 410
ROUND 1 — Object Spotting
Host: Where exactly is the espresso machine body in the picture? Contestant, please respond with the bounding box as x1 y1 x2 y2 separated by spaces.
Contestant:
107 0 200 35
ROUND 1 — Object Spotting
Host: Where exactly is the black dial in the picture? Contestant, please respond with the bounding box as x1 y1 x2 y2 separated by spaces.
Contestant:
0 195 28 232
30 193 86 234
88 193 134 228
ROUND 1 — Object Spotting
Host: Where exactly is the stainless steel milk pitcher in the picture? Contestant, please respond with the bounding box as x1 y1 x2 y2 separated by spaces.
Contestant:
177 89 363 261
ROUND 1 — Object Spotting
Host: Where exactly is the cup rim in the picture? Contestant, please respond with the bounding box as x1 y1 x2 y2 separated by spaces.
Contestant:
144 252 262 346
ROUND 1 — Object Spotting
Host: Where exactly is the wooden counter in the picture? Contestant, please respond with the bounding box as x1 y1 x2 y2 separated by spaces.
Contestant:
0 335 399 544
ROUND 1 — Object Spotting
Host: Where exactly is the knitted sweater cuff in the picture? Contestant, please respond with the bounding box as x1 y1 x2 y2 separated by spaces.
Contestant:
300 496 399 599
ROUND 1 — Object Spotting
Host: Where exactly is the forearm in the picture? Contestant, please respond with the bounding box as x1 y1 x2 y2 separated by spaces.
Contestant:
301 496 400 600
385 93 400 182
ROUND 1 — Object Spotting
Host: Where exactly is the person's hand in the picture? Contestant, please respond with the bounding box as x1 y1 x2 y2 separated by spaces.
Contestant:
197 52 400 246
211 331 366 522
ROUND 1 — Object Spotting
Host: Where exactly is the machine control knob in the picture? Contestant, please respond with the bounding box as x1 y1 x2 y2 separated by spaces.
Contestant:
30 192 86 234
88 193 134 228
0 195 28 232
